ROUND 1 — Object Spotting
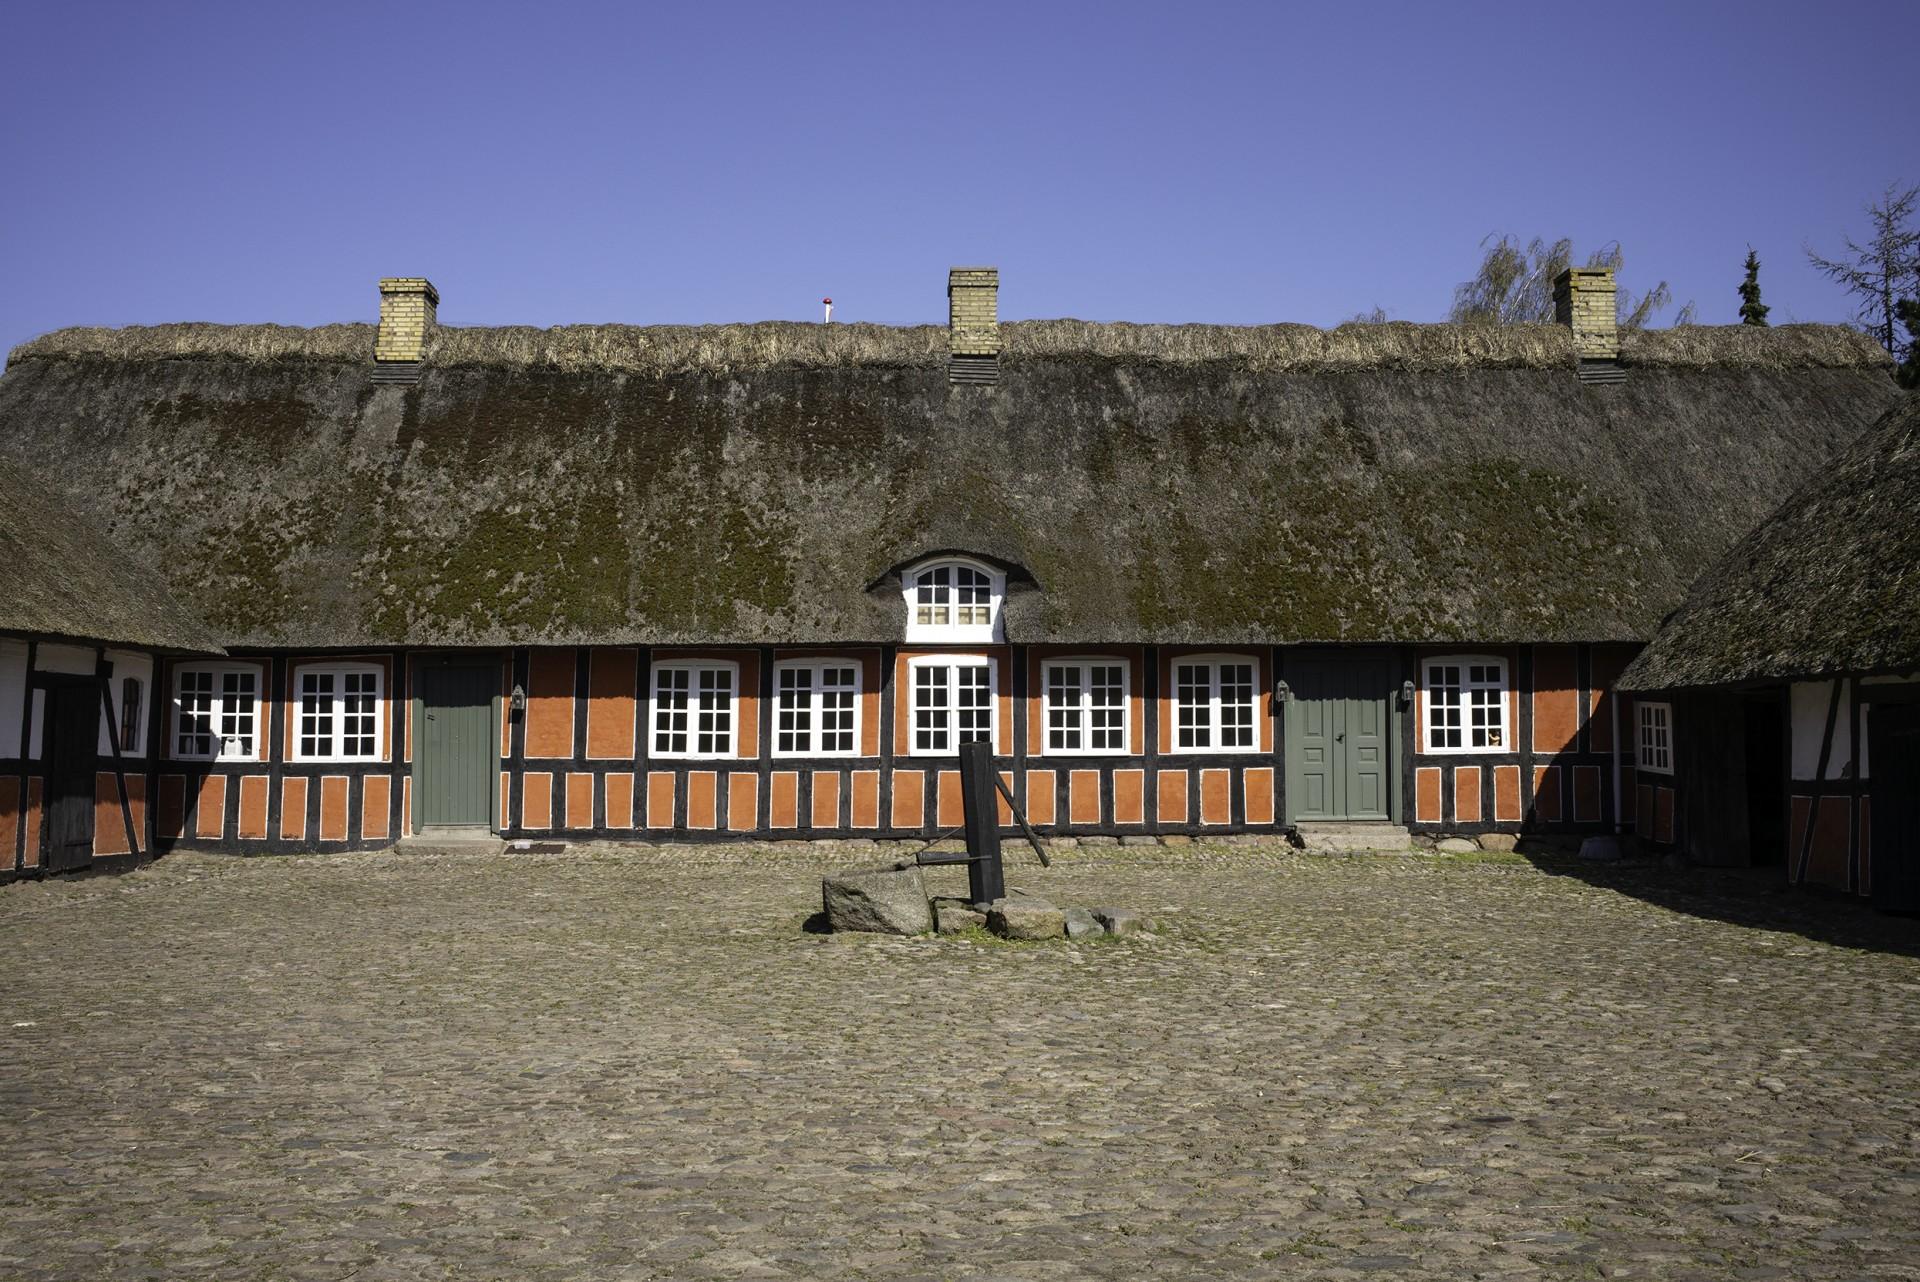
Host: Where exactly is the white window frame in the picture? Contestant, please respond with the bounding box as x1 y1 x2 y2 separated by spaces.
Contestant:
1636 700 1674 775
902 557 1005 644
1169 654 1259 755
907 654 998 758
170 661 265 763
772 658 863 759
648 660 741 761
1041 657 1131 757
289 662 386 764
1422 656 1511 755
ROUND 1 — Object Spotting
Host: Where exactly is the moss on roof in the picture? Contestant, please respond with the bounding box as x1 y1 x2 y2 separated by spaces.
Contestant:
1620 393 1920 691
0 323 1902 650
0 453 222 653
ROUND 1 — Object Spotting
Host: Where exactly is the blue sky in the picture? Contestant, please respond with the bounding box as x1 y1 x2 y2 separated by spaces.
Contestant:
0 0 1909 353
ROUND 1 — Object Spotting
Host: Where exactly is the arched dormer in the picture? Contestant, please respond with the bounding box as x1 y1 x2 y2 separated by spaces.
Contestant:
901 555 1006 643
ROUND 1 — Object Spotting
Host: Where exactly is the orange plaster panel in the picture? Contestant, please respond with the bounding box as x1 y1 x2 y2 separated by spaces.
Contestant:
1588 644 1635 754
1531 765 1561 823
238 774 270 840
1025 770 1056 826
858 651 882 758
1636 783 1655 838
1199 768 1231 826
1453 767 1482 824
1790 795 1853 889
1156 769 1188 824
937 770 962 829
125 775 147 852
1113 769 1145 825
1244 767 1276 826
94 773 131 856
23 778 42 866
362 775 391 841
851 771 880 828
726 772 758 831
521 772 552 829
1531 645 1580 754
810 771 840 829
997 770 1014 826
604 772 635 829
0 777 19 863
525 649 577 759
278 776 307 841
196 775 228 841
401 775 412 837
1069 769 1101 825
567 772 596 829
890 769 924 830
769 771 799 828
736 652 762 759
1414 767 1442 824
319 777 349 841
647 771 676 829
499 773 511 828
687 771 718 829
1572 765 1601 823
586 648 638 759
157 774 186 840
1493 765 1521 823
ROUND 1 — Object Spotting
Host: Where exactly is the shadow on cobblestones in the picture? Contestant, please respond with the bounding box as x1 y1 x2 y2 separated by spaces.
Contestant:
1521 855 1920 959
2 841 1917 1281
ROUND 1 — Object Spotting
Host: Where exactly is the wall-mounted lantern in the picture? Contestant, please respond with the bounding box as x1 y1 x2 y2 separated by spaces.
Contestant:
510 683 527 715
1274 679 1292 703
1400 679 1416 707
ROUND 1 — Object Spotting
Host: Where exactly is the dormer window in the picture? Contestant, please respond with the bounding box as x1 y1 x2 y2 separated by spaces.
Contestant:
903 558 1004 643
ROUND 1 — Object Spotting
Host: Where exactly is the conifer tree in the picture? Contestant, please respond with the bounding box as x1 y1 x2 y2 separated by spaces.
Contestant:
1737 248 1770 326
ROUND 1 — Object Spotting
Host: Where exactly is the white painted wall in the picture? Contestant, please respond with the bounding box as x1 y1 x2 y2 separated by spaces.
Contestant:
1790 679 1854 781
34 643 96 675
0 639 25 760
100 649 153 757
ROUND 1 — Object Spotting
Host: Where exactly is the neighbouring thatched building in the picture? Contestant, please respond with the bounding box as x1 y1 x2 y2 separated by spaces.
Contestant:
1619 393 1920 907
0 452 222 874
0 267 1903 874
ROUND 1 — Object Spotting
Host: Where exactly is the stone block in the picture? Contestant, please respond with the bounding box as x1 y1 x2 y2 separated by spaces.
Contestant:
1436 837 1477 854
1091 907 1151 936
987 898 1065 941
1062 907 1102 940
822 864 931 935
932 899 987 935
1477 833 1518 852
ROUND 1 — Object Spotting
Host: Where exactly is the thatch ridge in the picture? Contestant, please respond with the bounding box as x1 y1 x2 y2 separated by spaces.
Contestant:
9 317 1891 376
1619 392 1920 691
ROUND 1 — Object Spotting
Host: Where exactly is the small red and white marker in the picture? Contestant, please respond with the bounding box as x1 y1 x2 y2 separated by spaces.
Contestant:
823 297 833 324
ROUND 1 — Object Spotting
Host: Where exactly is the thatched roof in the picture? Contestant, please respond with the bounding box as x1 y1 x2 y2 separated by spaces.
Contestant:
0 453 222 653
0 320 1901 650
1619 393 1920 691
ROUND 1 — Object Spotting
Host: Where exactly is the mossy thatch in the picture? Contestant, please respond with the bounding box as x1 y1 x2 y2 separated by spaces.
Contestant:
0 453 222 653
1619 393 1920 691
0 343 1901 650
9 317 1892 377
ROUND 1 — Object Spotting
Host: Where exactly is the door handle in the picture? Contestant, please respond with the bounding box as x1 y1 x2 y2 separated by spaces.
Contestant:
1335 733 1344 742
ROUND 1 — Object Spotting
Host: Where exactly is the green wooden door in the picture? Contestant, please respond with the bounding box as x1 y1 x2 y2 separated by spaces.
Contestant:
1285 653 1392 822
416 661 495 828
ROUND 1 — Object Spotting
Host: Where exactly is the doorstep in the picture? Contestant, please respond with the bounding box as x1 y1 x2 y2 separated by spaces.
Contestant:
1292 822 1412 854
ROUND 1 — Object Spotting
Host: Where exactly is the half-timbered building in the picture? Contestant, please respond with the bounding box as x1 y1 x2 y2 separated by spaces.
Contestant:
0 268 1903 874
1618 392 1919 907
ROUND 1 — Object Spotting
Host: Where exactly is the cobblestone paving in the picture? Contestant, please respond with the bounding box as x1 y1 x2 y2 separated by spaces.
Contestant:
2 843 1918 1281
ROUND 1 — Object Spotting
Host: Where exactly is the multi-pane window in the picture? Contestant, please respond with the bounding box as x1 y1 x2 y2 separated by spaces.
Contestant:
1424 658 1508 752
903 560 1003 642
1637 701 1673 774
910 658 995 756
292 665 383 762
173 664 261 761
1043 659 1128 754
652 663 737 758
1172 657 1257 753
775 660 860 757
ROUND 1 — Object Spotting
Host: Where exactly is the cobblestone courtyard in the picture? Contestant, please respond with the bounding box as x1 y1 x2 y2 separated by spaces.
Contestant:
2 844 1917 1282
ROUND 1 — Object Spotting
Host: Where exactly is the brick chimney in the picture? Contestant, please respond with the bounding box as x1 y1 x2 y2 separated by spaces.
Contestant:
375 278 439 364
948 267 1000 385
1553 267 1622 381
